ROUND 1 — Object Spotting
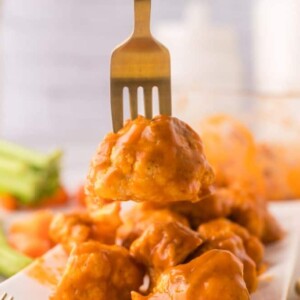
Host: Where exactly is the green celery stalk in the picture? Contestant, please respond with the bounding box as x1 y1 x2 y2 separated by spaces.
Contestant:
0 171 43 204
0 156 28 175
0 140 63 206
0 140 62 170
40 177 60 198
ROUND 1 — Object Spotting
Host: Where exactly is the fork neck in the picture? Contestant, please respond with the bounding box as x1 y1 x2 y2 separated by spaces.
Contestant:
133 0 152 38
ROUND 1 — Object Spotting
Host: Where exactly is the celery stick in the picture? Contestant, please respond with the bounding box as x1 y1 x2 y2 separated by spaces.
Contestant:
0 172 42 204
0 140 63 206
41 176 60 198
47 149 63 168
0 140 62 169
0 226 33 277
0 156 28 175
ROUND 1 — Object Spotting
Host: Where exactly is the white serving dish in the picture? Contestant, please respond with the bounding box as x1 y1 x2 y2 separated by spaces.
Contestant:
0 201 300 300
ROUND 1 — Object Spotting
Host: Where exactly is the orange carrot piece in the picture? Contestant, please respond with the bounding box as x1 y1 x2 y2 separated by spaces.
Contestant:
9 210 54 240
8 210 54 258
8 233 52 258
39 186 69 208
75 185 87 206
0 193 18 211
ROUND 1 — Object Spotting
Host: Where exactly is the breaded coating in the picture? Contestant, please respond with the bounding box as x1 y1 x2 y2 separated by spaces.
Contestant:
229 187 266 239
257 143 300 201
51 242 144 300
116 203 189 248
197 218 264 266
229 186 284 243
145 183 283 244
89 201 122 244
140 186 283 243
131 249 250 300
197 220 258 292
86 115 214 204
145 188 234 229
50 113 285 300
262 211 285 244
50 202 121 252
198 115 284 243
130 221 202 284
50 212 93 253
199 114 265 196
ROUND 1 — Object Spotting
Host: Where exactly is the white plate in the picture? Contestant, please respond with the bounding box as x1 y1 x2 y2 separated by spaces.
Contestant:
1 202 300 300
0 245 68 299
251 201 300 300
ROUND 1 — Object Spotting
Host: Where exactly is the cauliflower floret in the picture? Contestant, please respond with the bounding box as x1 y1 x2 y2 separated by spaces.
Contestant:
86 115 214 204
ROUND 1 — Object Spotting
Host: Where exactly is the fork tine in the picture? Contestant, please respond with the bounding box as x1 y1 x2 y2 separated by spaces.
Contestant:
144 87 153 119
0 292 13 300
158 81 172 116
111 83 124 133
0 292 7 300
129 87 138 120
110 0 172 130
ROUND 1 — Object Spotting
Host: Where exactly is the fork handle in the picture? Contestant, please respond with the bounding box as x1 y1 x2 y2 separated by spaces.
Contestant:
133 0 151 37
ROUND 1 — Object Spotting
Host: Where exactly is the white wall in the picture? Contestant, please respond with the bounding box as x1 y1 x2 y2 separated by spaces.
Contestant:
0 0 254 147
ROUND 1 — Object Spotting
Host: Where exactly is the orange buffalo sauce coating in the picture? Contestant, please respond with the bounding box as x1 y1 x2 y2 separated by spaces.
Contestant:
86 115 214 204
196 218 264 293
143 186 283 244
199 114 300 202
49 202 121 253
51 242 144 300
199 115 266 197
132 249 250 300
228 186 284 244
257 143 300 201
27 253 67 288
199 218 264 267
27 258 58 287
50 114 285 299
116 203 189 248
130 221 202 285
143 188 234 229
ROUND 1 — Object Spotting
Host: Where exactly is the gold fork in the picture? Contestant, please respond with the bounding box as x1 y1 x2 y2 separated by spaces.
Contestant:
0 292 14 300
110 0 172 132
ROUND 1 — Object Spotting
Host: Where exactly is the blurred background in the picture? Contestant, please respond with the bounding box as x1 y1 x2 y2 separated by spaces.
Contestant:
2 1 300 291
0 0 300 183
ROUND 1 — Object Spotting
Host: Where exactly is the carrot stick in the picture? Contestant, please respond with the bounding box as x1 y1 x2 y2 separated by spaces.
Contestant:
0 193 18 211
38 186 69 208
